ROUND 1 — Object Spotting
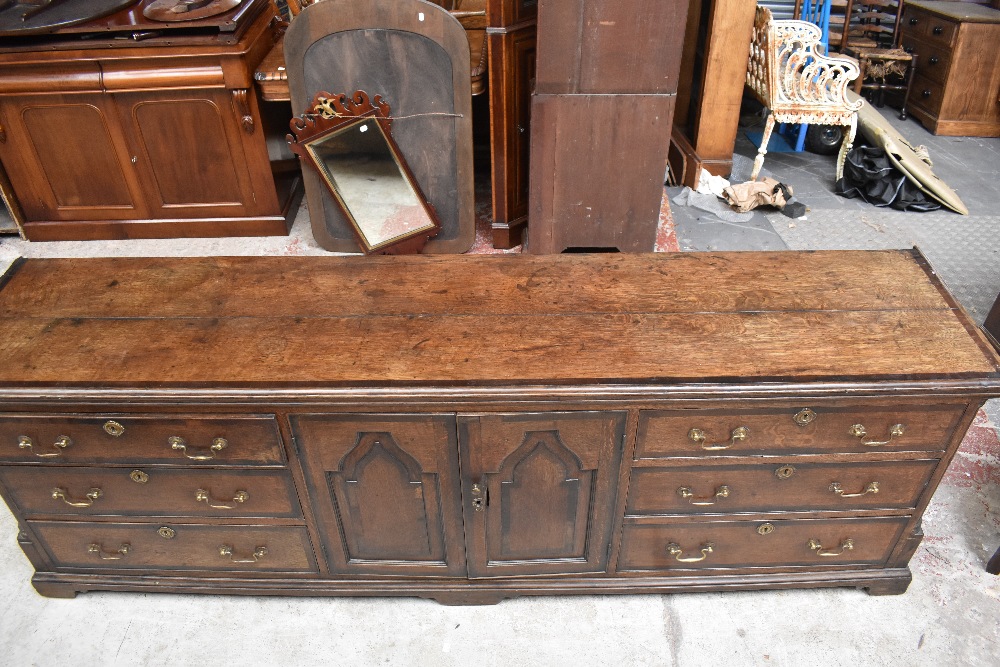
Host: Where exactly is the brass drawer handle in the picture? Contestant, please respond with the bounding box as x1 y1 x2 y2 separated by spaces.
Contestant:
666 542 714 563
168 436 228 461
677 485 730 506
88 542 131 560
219 545 267 563
52 487 102 507
688 426 749 451
18 435 71 458
849 423 904 447
808 538 854 557
195 488 249 509
829 481 879 498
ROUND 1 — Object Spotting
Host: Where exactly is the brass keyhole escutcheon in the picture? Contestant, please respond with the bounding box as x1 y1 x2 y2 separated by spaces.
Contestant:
158 526 176 539
757 522 775 536
103 420 125 437
130 470 149 484
775 465 796 479
793 408 816 426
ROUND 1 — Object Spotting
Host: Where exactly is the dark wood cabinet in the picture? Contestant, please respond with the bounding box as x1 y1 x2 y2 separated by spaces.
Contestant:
0 251 998 603
900 1 1000 137
0 0 301 241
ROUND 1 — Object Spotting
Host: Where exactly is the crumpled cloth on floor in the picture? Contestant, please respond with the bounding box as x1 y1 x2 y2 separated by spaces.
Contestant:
835 146 941 212
722 177 791 213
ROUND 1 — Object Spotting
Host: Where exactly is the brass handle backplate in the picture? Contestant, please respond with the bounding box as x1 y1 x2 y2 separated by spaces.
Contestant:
52 487 102 507
18 435 71 458
688 426 749 451
775 465 796 479
89 542 131 560
830 481 879 498
808 538 854 557
849 423 904 447
220 545 267 563
471 481 487 512
666 542 714 563
196 489 249 509
793 408 816 426
168 436 228 461
103 420 125 437
678 485 730 506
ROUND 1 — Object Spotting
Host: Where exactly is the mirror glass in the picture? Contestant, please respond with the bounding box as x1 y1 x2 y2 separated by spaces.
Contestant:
305 118 436 252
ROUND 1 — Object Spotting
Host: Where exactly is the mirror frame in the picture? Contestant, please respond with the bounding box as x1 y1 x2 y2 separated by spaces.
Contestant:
287 90 441 254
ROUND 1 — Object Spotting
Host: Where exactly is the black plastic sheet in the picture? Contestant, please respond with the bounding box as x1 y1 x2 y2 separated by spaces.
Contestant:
835 146 941 212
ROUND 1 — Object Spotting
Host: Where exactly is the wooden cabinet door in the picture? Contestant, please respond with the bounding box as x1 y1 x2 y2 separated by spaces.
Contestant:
0 94 145 222
289 414 466 576
115 89 259 220
458 411 626 577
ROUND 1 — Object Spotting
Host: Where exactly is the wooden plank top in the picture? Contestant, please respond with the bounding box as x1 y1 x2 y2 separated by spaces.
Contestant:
0 250 997 389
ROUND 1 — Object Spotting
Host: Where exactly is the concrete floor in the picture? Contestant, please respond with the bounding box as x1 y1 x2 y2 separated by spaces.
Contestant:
1 100 999 665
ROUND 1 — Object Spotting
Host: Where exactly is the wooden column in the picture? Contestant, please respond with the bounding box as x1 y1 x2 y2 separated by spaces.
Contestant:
670 0 756 188
526 0 687 253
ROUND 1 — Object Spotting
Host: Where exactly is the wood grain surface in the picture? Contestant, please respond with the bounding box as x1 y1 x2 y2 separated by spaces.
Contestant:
0 250 996 387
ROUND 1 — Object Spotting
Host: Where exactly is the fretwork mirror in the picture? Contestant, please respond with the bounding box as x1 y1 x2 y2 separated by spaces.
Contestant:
288 91 441 254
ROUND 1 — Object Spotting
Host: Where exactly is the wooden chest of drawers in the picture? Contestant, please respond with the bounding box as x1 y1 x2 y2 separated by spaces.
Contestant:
900 1 1000 136
0 251 997 604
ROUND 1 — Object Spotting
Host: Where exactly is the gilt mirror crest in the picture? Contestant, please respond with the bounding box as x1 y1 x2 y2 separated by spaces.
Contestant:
287 90 441 254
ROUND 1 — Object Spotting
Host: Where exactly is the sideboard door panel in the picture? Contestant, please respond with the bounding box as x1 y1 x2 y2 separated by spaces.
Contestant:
0 96 143 221
290 414 466 576
116 90 258 220
459 411 626 577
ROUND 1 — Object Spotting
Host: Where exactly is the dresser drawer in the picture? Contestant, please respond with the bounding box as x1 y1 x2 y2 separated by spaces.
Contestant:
626 460 936 515
635 404 963 458
0 466 301 519
618 517 909 571
911 74 946 116
902 8 958 47
30 521 318 573
901 36 952 85
0 414 284 466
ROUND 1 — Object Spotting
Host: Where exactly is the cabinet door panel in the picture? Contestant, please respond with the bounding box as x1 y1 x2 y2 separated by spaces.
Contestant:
117 90 256 218
459 411 626 577
0 96 142 220
290 414 465 576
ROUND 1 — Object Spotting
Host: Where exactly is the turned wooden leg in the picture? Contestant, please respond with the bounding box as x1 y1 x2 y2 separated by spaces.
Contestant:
836 115 858 182
750 111 776 182
899 54 918 121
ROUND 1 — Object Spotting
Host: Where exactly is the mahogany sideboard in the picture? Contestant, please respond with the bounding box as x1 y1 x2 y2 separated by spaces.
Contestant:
0 0 301 241
0 250 998 604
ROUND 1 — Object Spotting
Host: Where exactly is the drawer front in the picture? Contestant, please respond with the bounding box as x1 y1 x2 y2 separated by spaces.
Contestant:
901 36 952 85
618 517 909 571
31 521 318 573
0 466 301 519
635 404 963 458
901 7 957 47
911 74 946 116
0 414 284 466
626 460 937 515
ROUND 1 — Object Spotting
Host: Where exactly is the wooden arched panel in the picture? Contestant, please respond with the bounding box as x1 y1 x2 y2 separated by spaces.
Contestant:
290 414 465 576
459 411 626 577
493 431 593 560
335 433 441 561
